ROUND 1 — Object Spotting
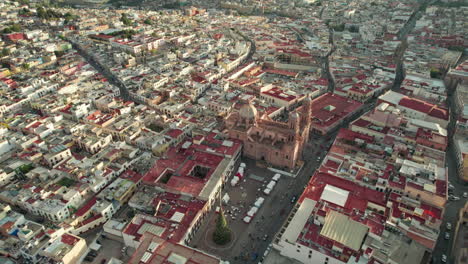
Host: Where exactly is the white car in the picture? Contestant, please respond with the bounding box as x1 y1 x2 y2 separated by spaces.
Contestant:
463 192 467 198
444 232 450 240
446 223 452 230
441 254 447 263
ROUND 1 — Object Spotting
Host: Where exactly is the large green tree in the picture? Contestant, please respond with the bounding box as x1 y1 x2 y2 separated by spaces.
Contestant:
212 210 232 245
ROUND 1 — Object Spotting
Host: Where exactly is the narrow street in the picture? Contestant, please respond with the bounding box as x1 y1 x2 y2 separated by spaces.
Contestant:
393 0 436 88
432 86 468 264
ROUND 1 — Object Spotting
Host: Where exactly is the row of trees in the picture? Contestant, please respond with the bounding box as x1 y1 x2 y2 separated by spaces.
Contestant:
36 7 76 23
108 29 137 39
121 14 133 26
2 24 22 34
37 6 62 20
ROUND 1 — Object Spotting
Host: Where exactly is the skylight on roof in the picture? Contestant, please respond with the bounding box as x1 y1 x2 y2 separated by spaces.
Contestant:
323 105 336 112
167 252 187 264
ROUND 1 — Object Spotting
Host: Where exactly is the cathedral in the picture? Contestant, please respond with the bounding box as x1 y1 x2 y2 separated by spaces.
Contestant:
224 97 312 170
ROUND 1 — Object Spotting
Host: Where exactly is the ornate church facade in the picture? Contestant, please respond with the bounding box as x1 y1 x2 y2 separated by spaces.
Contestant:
224 97 312 170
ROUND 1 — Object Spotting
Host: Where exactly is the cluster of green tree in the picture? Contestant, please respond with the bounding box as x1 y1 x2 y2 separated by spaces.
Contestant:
2 24 22 34
430 68 442 79
64 12 76 23
108 29 137 39
54 50 66 57
1 48 10 57
348 25 359 33
212 210 232 245
18 163 34 174
18 8 33 16
447 46 465 53
143 18 153 25
57 177 77 187
37 7 63 20
433 0 468 7
332 23 345 32
121 14 133 26
22 63 31 71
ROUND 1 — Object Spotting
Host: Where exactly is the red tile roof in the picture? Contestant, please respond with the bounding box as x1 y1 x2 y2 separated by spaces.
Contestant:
165 129 184 139
61 233 80 246
311 93 363 129
74 197 97 217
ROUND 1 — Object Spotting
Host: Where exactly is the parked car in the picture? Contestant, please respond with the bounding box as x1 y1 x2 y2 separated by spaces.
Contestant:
441 254 447 263
444 232 450 240
263 234 268 241
446 223 452 230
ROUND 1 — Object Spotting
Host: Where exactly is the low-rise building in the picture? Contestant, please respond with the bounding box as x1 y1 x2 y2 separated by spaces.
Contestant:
128 232 229 264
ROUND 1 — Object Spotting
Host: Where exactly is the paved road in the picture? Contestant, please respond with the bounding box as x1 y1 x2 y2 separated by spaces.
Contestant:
432 87 468 264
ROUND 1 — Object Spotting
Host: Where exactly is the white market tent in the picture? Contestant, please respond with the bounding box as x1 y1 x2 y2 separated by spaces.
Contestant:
240 162 246 168
222 193 230 204
263 188 272 195
272 173 281 181
247 207 258 217
243 216 251 223
267 181 276 190
319 184 350 207
254 197 265 208
230 176 239 186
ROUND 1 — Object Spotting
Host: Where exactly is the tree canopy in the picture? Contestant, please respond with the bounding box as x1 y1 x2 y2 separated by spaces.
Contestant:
121 13 133 26
212 210 232 245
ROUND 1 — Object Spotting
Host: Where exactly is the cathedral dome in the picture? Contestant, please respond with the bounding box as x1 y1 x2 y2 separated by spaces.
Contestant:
239 103 258 120
290 112 300 120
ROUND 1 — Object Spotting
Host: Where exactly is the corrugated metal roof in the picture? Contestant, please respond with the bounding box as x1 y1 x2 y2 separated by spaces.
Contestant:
320 210 369 251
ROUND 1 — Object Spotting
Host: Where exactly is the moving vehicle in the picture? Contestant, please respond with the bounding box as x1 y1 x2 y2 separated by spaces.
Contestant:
441 254 447 263
446 223 452 230
291 195 297 204
444 232 450 240
463 192 467 198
